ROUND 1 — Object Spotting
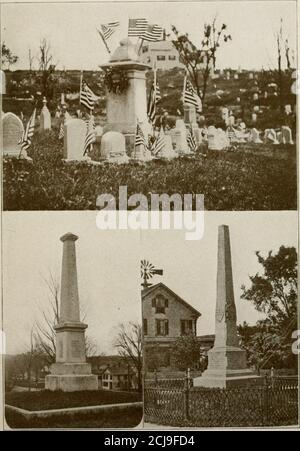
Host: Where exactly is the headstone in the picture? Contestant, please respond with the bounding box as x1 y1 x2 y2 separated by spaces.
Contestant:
249 128 263 144
61 93 65 105
284 104 292 115
194 225 258 388
221 107 229 122
236 97 241 103
234 73 239 80
281 126 293 145
100 131 129 164
253 93 259 101
264 128 279 145
2 112 25 158
264 91 268 98
228 115 235 126
184 104 197 127
154 133 177 160
249 72 254 79
63 119 88 161
208 126 220 150
253 105 260 113
251 113 257 122
40 97 51 132
226 71 230 80
217 128 229 148
45 233 98 392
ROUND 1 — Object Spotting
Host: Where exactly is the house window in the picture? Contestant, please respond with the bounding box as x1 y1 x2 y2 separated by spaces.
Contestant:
156 319 169 336
143 318 148 335
169 55 176 61
152 295 168 314
157 55 166 61
181 320 194 336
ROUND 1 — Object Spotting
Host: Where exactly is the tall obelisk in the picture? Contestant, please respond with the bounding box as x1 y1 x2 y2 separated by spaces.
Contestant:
194 225 257 388
45 233 98 391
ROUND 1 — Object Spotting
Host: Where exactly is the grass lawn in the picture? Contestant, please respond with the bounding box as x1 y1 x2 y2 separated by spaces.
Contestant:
5 389 142 411
3 131 297 211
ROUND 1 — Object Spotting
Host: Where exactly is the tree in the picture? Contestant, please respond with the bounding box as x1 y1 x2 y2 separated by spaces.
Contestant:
240 246 297 370
172 335 206 371
114 322 143 392
36 38 57 99
171 17 231 107
1 43 18 70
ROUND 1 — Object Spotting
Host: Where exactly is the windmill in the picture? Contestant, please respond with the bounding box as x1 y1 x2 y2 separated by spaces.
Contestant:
141 260 163 289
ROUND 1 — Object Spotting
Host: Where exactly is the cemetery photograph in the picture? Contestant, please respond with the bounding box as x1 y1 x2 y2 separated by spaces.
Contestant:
141 212 298 427
3 212 143 428
1 1 297 211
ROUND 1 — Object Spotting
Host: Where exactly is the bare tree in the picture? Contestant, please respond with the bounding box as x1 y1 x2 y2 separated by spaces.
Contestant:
172 17 231 107
114 322 143 392
34 271 97 365
37 38 57 98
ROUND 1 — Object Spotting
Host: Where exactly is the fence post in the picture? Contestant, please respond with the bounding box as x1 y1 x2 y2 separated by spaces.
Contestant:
184 368 190 422
263 375 270 426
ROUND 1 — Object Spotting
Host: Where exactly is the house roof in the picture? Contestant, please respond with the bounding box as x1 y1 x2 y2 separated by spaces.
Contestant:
104 366 134 376
142 283 201 318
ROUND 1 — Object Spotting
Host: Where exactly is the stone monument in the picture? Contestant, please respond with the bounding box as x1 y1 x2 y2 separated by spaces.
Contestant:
45 233 98 392
39 97 51 132
100 131 129 164
63 119 90 162
2 112 25 158
194 225 258 388
101 39 151 153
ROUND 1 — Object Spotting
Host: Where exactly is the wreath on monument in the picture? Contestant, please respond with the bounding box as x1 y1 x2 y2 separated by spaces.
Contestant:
103 68 129 94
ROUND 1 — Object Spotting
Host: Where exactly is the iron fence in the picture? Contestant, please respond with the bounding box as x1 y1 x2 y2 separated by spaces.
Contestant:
144 375 298 427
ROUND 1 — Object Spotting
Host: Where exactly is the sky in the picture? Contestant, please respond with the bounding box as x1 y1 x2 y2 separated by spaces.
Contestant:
2 211 297 355
1 1 297 71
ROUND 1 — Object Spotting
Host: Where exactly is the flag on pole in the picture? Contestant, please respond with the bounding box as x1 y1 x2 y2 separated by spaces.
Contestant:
100 21 120 40
141 24 164 42
19 108 36 154
83 115 96 156
183 77 202 113
147 80 161 124
152 127 165 156
80 79 97 110
135 123 147 149
128 18 148 37
58 120 64 140
187 127 197 152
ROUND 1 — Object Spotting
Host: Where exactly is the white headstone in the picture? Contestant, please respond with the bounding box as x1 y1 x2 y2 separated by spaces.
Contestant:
221 107 229 121
281 126 293 145
249 72 254 79
40 97 51 132
284 105 292 115
217 128 229 149
253 93 259 101
63 119 87 161
249 128 263 144
207 126 218 150
252 113 257 122
2 112 25 158
264 91 268 98
228 115 235 126
234 74 239 80
264 129 279 145
100 131 129 164
174 129 190 155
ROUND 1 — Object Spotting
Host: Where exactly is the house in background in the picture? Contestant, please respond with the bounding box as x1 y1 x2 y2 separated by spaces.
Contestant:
140 40 183 70
101 365 137 391
142 283 204 374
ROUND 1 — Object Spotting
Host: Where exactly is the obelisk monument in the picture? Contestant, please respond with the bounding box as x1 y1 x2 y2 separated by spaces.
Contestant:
45 233 98 391
194 225 258 388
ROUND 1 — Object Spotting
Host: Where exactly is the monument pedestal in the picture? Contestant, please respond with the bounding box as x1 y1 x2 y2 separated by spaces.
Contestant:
45 233 98 392
193 225 259 389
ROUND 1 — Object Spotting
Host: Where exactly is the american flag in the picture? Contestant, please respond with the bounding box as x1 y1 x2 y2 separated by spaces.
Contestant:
58 120 64 140
128 18 148 37
80 80 97 111
135 123 146 149
152 127 165 156
19 108 36 154
147 80 161 124
100 21 120 40
183 77 202 113
226 126 236 143
83 116 96 155
187 127 197 152
141 24 164 42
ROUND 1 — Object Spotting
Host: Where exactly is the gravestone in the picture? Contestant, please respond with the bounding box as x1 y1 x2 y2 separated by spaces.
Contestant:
194 225 258 388
221 107 229 122
155 133 177 160
101 39 150 152
100 131 129 164
249 128 263 144
39 97 51 132
184 104 197 127
253 93 259 101
207 126 219 150
173 120 190 154
281 126 293 145
264 128 279 145
284 105 292 115
2 112 25 158
45 233 98 392
63 119 88 162
217 128 229 149
251 113 257 122
253 105 260 113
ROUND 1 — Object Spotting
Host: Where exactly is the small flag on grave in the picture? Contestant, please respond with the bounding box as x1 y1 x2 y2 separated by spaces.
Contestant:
19 108 36 155
183 77 202 113
80 79 97 111
83 115 96 156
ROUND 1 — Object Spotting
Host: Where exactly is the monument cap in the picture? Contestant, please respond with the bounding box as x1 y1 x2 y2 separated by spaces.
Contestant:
110 38 139 63
60 232 79 243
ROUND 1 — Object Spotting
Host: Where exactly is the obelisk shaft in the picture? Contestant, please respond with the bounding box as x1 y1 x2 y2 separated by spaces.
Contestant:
60 233 80 323
214 225 239 348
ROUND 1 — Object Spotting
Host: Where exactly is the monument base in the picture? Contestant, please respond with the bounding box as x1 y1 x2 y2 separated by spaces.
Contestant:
45 363 98 392
193 369 260 388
